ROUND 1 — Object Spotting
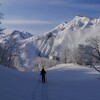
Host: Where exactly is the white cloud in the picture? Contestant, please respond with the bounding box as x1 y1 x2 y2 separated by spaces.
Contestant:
1 0 66 5
45 0 66 5
71 3 100 11
2 19 53 25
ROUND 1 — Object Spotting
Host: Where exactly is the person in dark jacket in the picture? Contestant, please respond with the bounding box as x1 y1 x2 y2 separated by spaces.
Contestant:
40 68 46 83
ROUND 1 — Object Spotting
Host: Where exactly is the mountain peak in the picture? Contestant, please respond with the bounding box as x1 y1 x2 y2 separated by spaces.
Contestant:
73 15 92 21
11 30 33 40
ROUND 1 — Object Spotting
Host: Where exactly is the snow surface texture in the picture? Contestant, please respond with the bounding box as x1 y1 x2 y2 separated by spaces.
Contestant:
1 16 100 69
0 64 100 100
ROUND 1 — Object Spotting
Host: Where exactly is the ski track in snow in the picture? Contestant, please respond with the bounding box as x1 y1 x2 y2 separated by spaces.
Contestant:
32 77 48 100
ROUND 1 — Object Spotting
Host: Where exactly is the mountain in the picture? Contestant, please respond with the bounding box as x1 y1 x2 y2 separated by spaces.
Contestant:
43 15 100 58
1 16 100 70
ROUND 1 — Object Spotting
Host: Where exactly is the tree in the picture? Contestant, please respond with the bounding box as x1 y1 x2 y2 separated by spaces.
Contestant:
0 35 18 68
86 36 100 61
32 57 60 71
0 4 4 35
75 36 100 65
76 44 94 65
60 47 71 63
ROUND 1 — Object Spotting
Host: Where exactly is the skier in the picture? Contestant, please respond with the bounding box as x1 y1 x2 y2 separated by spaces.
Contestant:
40 68 46 83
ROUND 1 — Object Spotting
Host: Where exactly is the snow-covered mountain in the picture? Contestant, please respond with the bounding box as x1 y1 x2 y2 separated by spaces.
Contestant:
48 16 100 57
38 15 100 60
11 30 33 40
1 15 100 70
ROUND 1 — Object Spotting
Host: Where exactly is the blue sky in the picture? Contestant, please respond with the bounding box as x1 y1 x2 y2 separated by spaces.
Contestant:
0 0 100 35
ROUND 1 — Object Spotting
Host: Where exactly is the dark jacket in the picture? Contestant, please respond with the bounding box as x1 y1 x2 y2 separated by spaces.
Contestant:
40 68 46 77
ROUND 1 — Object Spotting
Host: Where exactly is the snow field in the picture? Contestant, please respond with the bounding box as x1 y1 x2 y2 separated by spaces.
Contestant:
0 64 100 100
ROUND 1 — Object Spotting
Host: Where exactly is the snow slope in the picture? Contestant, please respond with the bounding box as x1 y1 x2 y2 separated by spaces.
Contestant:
0 64 100 100
0 65 39 100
